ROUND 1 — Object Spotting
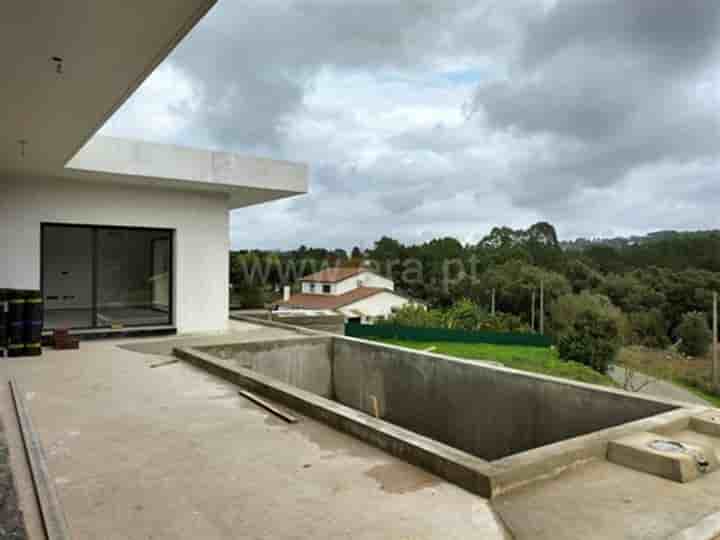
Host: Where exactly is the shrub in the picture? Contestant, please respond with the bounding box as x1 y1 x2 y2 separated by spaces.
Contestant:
628 309 670 349
385 300 531 333
477 312 530 333
676 312 712 357
443 298 487 330
552 292 625 373
384 304 443 328
232 286 266 309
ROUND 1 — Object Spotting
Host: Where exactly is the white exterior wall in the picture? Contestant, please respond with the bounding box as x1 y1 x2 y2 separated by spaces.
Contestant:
300 271 394 296
334 272 393 295
338 292 411 322
301 282 319 294
0 175 230 333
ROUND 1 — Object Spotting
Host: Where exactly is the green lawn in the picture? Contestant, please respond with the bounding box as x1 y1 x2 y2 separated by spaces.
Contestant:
374 338 616 388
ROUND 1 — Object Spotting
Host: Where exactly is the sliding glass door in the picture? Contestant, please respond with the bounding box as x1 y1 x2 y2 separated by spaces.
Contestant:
41 224 173 330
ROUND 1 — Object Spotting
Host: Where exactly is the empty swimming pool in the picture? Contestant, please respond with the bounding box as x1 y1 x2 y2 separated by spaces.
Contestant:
177 334 693 497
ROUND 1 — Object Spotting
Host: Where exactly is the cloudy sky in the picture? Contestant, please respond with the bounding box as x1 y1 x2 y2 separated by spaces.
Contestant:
102 0 720 251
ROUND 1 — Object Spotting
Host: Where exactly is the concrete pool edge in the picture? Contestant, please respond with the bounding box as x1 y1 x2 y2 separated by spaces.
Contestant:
175 345 496 497
230 314 707 411
174 342 706 498
488 406 701 495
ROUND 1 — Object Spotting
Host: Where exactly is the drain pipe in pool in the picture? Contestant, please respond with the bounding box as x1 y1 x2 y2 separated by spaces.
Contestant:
370 395 380 418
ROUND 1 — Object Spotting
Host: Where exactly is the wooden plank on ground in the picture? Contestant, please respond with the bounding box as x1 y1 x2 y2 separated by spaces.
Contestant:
238 390 298 423
9 378 71 540
149 359 180 368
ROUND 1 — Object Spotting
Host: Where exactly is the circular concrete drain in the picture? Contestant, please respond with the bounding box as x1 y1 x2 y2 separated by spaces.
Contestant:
648 440 686 453
649 440 710 473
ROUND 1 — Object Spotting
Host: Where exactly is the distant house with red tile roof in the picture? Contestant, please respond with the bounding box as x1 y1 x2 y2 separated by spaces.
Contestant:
277 267 423 323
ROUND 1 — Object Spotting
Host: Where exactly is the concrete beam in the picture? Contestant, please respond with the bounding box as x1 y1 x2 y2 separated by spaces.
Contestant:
66 136 308 209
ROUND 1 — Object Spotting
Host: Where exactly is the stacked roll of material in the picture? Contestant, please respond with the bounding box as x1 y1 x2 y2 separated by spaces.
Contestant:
7 292 25 358
0 290 7 358
24 291 43 356
3 290 43 358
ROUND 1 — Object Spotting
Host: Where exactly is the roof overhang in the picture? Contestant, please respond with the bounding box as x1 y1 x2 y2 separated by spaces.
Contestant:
67 136 308 209
0 1 308 209
0 0 216 177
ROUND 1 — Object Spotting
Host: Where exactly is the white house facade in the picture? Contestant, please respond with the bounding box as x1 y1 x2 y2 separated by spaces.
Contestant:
337 291 414 322
281 268 422 323
1 1 308 334
300 270 394 295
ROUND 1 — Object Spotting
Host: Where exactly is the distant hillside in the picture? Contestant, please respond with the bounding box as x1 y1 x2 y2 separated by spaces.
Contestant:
561 230 720 251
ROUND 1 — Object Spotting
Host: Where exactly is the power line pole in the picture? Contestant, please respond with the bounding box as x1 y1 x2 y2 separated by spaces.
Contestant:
540 280 545 335
531 289 536 332
714 291 718 390
491 288 496 316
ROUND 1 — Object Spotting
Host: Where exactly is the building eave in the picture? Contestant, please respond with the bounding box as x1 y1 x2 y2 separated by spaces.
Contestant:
65 136 308 209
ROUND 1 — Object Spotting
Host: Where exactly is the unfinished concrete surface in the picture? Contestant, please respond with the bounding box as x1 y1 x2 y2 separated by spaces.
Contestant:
0 321 511 540
2 319 720 539
183 334 706 498
494 445 720 540
198 336 680 460
331 338 678 460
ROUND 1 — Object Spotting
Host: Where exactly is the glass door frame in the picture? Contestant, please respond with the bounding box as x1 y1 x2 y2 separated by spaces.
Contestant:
40 223 175 330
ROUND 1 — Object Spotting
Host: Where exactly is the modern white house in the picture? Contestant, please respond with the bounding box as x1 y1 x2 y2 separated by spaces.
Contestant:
278 267 422 323
1 1 308 335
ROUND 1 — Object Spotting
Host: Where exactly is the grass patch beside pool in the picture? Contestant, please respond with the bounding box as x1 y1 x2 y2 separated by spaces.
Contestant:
373 338 616 388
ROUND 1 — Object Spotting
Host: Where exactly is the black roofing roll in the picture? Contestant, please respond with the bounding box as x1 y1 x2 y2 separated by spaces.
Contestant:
7 293 25 357
24 291 43 356
0 295 6 358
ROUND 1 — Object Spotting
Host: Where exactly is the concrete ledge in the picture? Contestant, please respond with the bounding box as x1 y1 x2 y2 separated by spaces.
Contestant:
174 346 496 498
668 510 720 540
608 432 719 483
196 335 332 355
691 411 720 438
230 313 324 337
490 408 696 495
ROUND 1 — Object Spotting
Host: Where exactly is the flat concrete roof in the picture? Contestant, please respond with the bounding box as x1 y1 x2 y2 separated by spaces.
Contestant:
1 3 308 210
0 1 217 177
67 136 308 209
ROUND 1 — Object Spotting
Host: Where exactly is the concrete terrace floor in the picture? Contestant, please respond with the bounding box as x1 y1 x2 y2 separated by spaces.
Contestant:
0 321 511 540
495 433 720 540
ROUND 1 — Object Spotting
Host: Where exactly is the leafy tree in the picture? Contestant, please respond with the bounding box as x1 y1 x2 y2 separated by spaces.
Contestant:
628 309 670 348
444 298 487 330
481 262 571 329
228 224 720 354
583 245 626 274
476 312 530 333
526 222 564 269
599 273 665 313
478 227 531 266
564 259 604 293
552 292 626 373
676 312 712 357
382 304 444 328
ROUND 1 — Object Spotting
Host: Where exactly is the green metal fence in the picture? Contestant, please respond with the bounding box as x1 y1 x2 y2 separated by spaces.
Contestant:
344 322 553 348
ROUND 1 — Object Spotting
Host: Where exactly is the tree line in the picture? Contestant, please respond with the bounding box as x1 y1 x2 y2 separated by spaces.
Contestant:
230 223 720 372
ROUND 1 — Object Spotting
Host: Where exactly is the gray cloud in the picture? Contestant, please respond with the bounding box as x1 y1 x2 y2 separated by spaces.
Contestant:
106 0 720 250
472 0 720 210
165 0 503 151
